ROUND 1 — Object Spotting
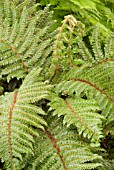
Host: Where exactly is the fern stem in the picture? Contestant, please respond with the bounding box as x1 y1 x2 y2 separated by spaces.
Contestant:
44 130 68 170
64 99 85 125
8 91 18 169
74 78 114 103
98 58 114 65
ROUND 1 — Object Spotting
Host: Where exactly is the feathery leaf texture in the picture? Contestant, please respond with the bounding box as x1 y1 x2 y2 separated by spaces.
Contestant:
0 67 51 169
55 59 114 125
0 0 56 81
49 23 114 126
78 27 114 63
97 159 114 170
0 2 114 169
49 94 104 146
24 116 102 170
39 0 114 35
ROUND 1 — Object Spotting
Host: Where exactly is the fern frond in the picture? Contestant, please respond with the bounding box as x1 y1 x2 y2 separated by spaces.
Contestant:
78 28 104 63
0 0 56 81
56 59 114 125
78 39 94 63
39 0 114 35
90 27 104 61
104 35 114 59
12 0 36 11
0 67 51 169
50 25 114 125
97 159 114 170
24 115 102 170
49 93 104 146
78 28 114 65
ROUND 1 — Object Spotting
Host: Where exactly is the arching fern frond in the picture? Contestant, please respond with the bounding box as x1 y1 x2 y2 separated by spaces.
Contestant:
48 19 114 127
46 19 114 151
56 59 114 125
0 67 51 170
49 93 104 146
0 0 56 82
24 115 102 170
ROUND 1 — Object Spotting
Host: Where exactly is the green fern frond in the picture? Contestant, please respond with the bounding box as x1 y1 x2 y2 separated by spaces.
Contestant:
78 39 94 63
49 93 104 146
104 35 114 59
56 58 114 124
49 23 114 125
0 0 56 82
24 115 102 170
90 28 104 61
78 28 105 63
0 67 51 169
12 0 36 11
97 159 114 170
78 28 114 65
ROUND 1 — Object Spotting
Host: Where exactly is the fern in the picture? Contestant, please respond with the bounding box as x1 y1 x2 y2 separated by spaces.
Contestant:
58 59 114 122
97 159 114 170
0 67 51 169
47 15 85 80
0 1 114 169
39 0 114 34
24 115 102 170
49 19 114 126
49 94 104 146
0 0 56 82
47 14 114 161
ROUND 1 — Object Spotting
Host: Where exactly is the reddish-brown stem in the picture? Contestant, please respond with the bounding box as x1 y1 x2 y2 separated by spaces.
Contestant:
44 130 68 170
73 78 114 103
64 99 98 140
64 100 85 125
8 91 18 168
98 58 114 65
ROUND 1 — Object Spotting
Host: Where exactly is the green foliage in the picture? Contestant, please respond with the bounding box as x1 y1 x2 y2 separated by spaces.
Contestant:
0 0 56 82
47 15 114 148
24 116 102 170
0 67 51 169
97 159 114 170
49 94 104 146
47 15 114 168
39 0 114 35
0 0 114 170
